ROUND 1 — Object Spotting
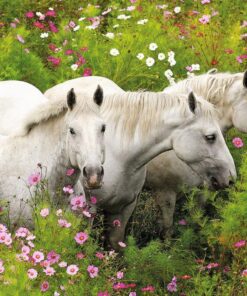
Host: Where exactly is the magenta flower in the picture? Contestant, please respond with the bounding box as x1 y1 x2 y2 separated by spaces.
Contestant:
49 21 58 33
40 281 49 292
232 137 244 148
207 262 219 269
66 168 75 176
129 293 137 296
98 292 110 296
28 172 41 186
66 264 79 275
87 265 99 278
47 56 61 67
33 21 45 29
178 219 187 225
75 232 88 245
47 250 60 264
95 252 105 260
199 15 211 24
242 269 247 277
76 252 85 260
83 68 92 77
70 195 85 210
234 240 246 248
25 11 34 18
90 196 97 204
46 10 56 17
44 266 55 276
32 251 44 263
113 219 121 227
40 208 49 217
117 271 124 279
17 34 25 44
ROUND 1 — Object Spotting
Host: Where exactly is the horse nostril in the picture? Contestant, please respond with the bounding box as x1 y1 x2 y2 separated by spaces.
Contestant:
100 166 104 176
83 167 87 178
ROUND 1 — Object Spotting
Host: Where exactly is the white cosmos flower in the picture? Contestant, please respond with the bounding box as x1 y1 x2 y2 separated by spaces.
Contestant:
168 51 175 58
113 24 119 28
146 57 155 67
174 7 181 13
71 64 78 71
117 14 131 20
78 17 86 21
158 53 165 60
73 25 80 31
110 48 120 56
168 57 176 66
191 64 200 71
40 32 49 38
137 19 148 25
187 72 195 78
164 69 173 78
168 77 176 85
137 53 144 60
105 32 115 39
149 43 158 51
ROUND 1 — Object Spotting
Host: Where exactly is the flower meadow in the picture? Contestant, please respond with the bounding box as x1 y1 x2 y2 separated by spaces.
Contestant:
0 0 247 295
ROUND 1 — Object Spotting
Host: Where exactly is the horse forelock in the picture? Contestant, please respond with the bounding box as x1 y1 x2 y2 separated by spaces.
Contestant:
100 91 216 141
13 92 100 137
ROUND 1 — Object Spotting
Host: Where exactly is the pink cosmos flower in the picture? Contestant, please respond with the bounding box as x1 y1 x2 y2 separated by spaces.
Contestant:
90 196 97 204
167 276 177 292
40 260 50 268
22 245 30 255
65 49 74 55
117 271 124 279
33 21 45 29
141 285 155 292
129 293 137 296
232 137 244 148
40 208 49 217
118 241 126 248
28 172 41 186
199 15 211 24
48 43 57 52
58 219 71 228
66 168 75 176
178 219 187 225
87 265 99 278
0 265 5 274
66 264 79 275
44 266 56 276
4 234 12 246
11 22 16 28
0 232 12 246
17 34 25 44
28 268 38 279
28 241 35 248
234 240 246 248
242 269 247 277
130 0 137 3
69 21 76 28
95 252 105 260
70 195 85 210
0 224 7 232
16 227 30 238
201 0 210 4
33 251 44 263
40 281 49 292
241 20 247 27
113 219 121 227
74 232 88 245
47 250 60 264
76 252 85 260
46 10 56 17
82 210 91 218
25 11 34 18
83 68 92 77
207 262 219 269
63 185 74 194
58 261 67 268
98 292 110 296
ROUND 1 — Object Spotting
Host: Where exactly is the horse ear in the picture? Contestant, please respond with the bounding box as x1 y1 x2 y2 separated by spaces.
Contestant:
207 68 218 75
243 70 247 88
67 88 76 110
94 85 103 106
188 92 196 114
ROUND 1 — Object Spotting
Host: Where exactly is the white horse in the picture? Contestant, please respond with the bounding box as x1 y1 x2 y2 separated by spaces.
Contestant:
44 76 236 250
145 70 247 236
0 83 105 226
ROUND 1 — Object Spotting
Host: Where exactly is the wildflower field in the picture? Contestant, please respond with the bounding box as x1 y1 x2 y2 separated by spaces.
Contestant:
0 0 247 295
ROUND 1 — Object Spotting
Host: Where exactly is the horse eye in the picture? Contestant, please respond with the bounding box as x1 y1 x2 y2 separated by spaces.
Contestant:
101 124 106 133
69 128 76 135
205 134 216 143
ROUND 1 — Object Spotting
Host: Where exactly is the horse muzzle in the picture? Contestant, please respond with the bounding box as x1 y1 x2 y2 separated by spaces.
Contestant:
82 166 104 189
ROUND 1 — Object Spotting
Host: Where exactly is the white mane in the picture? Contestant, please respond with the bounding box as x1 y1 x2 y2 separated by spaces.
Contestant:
13 92 100 136
101 91 216 139
165 72 244 105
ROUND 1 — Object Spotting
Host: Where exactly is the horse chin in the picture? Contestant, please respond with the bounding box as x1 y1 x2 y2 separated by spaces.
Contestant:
83 180 103 190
